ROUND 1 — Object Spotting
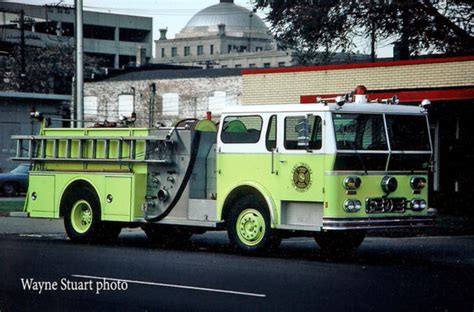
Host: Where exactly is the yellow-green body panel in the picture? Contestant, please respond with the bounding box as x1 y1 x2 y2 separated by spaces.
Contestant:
25 127 150 221
216 152 429 227
26 171 147 221
216 153 326 226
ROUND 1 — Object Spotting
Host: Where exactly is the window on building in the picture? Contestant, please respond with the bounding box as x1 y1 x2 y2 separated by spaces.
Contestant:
84 96 98 116
119 28 150 43
240 46 247 52
235 64 242 68
256 47 263 52
249 63 256 68
197 45 204 55
284 115 322 150
221 65 228 68
278 62 285 67
228 45 233 53
118 94 134 118
184 46 190 56
208 91 238 115
210 44 214 55
83 24 115 40
119 55 136 67
171 47 177 57
208 91 226 114
162 93 179 116
221 116 263 144
161 48 165 58
263 63 271 68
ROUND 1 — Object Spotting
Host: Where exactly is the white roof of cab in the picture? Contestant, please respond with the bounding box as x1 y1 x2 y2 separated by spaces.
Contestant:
222 103 427 115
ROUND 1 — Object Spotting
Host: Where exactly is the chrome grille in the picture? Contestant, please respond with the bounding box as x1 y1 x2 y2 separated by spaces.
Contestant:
366 197 406 213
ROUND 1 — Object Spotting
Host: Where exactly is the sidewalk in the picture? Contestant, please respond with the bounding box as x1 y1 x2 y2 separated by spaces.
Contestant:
0 216 64 234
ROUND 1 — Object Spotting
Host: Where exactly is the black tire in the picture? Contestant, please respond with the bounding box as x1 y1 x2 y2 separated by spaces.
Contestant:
2 182 18 197
142 224 192 247
64 188 119 243
227 195 278 253
314 231 365 254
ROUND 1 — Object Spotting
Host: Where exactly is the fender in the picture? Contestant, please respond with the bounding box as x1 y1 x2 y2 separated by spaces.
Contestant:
220 180 279 227
57 176 102 219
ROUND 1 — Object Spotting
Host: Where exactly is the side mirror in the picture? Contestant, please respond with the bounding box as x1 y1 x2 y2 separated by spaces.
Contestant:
296 115 312 148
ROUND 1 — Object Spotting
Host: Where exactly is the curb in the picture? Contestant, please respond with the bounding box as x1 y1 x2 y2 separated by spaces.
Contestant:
9 212 29 218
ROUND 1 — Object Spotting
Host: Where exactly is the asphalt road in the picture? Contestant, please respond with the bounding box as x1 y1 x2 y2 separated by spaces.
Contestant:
0 220 473 312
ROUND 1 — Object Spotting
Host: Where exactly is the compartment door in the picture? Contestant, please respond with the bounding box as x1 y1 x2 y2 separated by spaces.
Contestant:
103 176 132 222
27 174 56 218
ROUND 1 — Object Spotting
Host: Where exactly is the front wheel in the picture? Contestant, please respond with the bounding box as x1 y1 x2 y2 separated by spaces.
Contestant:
227 195 278 253
314 231 365 254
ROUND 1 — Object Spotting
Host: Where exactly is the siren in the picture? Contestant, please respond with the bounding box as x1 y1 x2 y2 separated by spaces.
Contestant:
354 85 368 103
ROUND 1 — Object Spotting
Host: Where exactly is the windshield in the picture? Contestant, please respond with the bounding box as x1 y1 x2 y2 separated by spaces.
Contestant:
11 165 29 174
333 113 388 150
385 115 431 151
332 113 431 171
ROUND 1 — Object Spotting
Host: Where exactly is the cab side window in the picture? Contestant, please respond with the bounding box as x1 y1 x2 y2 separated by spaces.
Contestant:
266 115 277 151
284 115 322 150
221 115 263 143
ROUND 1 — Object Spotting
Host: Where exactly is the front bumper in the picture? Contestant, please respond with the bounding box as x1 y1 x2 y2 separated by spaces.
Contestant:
323 216 435 230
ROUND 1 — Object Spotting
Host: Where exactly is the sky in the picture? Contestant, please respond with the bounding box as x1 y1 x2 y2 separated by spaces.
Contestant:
4 0 393 58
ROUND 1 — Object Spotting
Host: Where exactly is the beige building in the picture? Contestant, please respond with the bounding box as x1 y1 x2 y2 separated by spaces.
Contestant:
153 0 293 69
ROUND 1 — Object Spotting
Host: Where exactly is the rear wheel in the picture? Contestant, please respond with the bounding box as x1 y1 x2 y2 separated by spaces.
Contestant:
227 195 279 253
314 231 365 254
64 188 120 242
2 182 17 197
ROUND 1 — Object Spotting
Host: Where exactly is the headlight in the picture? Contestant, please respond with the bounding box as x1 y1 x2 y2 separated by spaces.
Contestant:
344 199 361 213
410 199 426 211
343 176 361 190
410 177 427 190
419 200 427 210
381 176 397 193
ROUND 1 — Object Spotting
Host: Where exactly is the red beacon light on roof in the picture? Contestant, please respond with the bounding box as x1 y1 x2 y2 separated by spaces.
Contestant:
354 85 368 103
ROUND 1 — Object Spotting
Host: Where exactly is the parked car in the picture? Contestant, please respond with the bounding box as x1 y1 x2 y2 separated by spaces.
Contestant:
0 164 29 197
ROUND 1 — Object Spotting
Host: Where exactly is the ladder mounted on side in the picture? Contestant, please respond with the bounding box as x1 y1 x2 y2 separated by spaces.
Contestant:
11 134 174 164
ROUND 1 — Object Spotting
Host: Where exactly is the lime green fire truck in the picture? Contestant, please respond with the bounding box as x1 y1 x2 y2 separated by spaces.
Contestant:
12 86 435 253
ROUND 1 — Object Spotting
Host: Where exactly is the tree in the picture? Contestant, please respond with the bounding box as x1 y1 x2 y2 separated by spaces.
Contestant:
254 0 474 64
0 45 102 94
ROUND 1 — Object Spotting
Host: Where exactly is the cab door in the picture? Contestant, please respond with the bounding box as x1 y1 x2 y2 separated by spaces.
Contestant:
274 113 326 203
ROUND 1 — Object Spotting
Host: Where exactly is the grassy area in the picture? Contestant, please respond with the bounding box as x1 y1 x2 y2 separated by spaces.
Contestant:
0 200 25 213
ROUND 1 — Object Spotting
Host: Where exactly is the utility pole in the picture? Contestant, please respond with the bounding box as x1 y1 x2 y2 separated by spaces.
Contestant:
369 1 376 62
74 0 84 127
370 22 376 62
19 10 26 88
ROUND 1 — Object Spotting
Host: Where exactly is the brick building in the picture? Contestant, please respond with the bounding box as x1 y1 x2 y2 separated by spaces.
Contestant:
83 68 242 127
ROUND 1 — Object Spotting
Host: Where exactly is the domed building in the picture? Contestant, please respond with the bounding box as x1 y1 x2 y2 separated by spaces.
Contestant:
153 0 293 68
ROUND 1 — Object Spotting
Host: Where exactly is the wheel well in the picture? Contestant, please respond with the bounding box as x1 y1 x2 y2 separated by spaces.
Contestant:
221 186 267 222
59 180 100 217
